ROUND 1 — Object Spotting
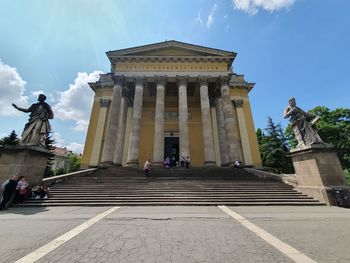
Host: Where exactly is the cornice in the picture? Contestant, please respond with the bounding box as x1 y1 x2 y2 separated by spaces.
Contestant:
106 40 236 58
229 74 255 93
108 56 233 64
88 73 114 91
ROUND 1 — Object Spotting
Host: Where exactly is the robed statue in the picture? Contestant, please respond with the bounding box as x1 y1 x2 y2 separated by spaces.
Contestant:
12 94 54 148
283 97 326 149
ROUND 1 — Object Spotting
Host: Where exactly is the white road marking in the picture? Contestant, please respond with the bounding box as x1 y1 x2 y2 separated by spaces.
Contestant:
15 206 120 263
218 205 317 263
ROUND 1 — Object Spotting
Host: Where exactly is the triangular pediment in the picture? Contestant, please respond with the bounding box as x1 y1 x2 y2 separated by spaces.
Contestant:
107 40 235 58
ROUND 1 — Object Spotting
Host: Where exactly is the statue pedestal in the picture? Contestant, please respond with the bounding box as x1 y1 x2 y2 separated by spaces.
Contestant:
0 145 51 186
289 145 349 205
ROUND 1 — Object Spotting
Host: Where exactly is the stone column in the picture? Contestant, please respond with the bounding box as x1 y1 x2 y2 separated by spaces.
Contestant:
198 76 216 166
177 76 190 158
234 99 253 165
90 99 110 166
220 76 241 164
153 76 166 165
113 89 128 166
215 97 230 166
100 77 123 165
127 76 145 166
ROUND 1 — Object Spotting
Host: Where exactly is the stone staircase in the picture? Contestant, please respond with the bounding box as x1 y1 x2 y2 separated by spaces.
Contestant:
23 167 324 206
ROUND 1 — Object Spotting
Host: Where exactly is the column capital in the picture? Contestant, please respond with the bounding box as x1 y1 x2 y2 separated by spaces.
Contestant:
99 99 110 108
234 99 244 108
198 75 210 86
155 75 167 86
219 75 230 86
112 75 125 86
176 75 189 86
133 76 145 86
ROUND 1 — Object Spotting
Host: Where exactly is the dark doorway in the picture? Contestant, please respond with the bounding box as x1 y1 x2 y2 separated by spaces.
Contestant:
164 137 179 162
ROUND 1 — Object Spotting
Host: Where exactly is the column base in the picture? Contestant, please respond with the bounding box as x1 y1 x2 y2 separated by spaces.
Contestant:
99 161 113 168
127 160 139 167
203 161 216 166
113 163 123 167
152 162 164 167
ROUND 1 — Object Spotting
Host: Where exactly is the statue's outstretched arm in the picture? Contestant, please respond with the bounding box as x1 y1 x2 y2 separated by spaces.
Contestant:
12 103 31 113
283 107 291 119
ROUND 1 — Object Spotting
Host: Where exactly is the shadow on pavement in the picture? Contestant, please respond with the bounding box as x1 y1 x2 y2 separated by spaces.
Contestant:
1 206 49 215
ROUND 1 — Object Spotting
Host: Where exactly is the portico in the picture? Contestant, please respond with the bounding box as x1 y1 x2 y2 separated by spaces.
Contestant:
82 41 262 168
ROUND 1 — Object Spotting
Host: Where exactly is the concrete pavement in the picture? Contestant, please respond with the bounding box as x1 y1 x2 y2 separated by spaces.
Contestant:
0 206 349 263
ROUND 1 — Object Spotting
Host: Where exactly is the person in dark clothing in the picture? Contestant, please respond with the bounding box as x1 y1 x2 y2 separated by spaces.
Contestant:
0 176 19 210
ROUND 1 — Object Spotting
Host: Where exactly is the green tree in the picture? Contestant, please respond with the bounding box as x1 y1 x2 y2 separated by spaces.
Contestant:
68 154 81 173
257 117 294 173
285 106 350 170
0 130 20 146
43 132 56 178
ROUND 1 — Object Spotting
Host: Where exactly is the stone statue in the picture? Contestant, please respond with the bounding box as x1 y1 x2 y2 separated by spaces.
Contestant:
12 94 54 148
283 97 325 149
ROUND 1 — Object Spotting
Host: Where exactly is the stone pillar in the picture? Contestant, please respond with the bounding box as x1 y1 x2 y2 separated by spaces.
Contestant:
290 146 349 205
90 99 110 166
199 76 216 166
215 97 229 166
177 76 190 158
153 76 166 165
100 77 123 165
113 90 128 166
220 76 241 164
0 145 51 187
234 99 253 165
127 77 145 166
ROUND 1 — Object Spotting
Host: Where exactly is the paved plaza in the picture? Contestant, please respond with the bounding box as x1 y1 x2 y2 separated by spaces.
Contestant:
1 206 350 263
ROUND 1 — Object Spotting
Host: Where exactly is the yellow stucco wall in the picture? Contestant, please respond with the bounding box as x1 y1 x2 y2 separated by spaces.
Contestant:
229 88 262 166
81 88 113 167
243 100 262 166
81 100 100 168
139 105 155 166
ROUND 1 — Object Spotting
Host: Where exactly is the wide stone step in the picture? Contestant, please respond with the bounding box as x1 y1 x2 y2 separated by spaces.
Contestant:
49 190 301 194
22 200 323 206
28 167 322 207
30 197 314 202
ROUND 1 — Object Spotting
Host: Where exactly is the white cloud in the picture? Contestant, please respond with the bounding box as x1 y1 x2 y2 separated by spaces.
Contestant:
0 59 28 116
232 0 295 15
53 132 65 147
31 90 45 97
53 131 84 154
195 10 203 25
66 142 84 154
53 71 102 132
206 4 218 29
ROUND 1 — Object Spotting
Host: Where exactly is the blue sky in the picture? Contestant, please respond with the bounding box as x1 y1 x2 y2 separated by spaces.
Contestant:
0 0 349 153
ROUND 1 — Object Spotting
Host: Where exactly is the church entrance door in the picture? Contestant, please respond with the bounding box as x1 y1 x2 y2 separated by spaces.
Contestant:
164 137 179 162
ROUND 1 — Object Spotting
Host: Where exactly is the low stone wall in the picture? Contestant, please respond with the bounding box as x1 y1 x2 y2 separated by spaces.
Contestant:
43 168 98 186
244 168 298 186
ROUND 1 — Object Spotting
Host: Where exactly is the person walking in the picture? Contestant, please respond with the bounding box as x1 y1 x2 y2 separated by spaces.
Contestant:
0 176 19 210
16 177 29 204
144 159 151 177
185 156 190 169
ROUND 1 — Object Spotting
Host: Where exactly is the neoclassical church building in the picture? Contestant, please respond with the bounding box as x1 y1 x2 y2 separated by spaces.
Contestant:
81 41 262 168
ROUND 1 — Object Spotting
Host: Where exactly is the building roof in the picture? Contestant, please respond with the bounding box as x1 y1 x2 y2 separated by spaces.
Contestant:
54 146 72 157
107 40 236 57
